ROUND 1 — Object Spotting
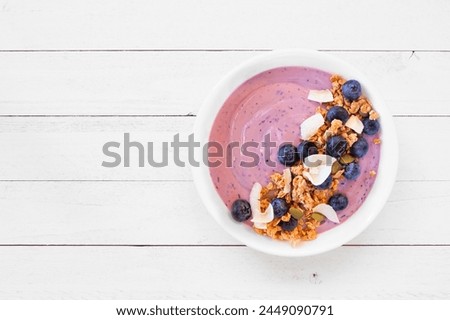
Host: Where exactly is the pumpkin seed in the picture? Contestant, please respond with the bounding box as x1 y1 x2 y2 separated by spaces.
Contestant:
339 154 355 165
331 161 343 174
311 212 326 223
289 207 304 220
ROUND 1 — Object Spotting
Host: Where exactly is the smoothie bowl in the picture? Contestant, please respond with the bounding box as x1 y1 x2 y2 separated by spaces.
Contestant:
192 50 398 257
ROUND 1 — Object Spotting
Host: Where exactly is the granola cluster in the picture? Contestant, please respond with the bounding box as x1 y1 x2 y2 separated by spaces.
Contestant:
330 74 379 121
253 74 380 245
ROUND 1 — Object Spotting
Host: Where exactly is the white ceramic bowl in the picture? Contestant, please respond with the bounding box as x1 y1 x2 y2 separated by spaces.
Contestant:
192 49 398 257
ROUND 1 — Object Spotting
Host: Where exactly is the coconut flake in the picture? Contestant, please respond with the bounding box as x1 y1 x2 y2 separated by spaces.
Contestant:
251 203 274 224
249 183 274 224
307 89 334 103
302 154 337 186
253 222 268 230
303 154 337 168
303 166 331 186
249 182 262 216
300 113 324 140
283 168 292 194
345 115 364 134
262 204 274 222
313 203 340 224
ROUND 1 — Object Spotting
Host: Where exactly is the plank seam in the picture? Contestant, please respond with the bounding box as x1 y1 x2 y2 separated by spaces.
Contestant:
0 114 448 118
1 49 450 53
0 244 448 247
0 179 448 182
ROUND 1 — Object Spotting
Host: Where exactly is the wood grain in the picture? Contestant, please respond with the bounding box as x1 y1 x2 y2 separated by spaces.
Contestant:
0 181 448 245
1 0 449 299
1 0 450 50
0 246 448 299
0 51 449 115
0 117 447 181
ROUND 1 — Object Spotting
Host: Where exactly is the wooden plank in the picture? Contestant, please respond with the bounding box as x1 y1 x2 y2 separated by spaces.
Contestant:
0 181 448 245
0 51 449 115
0 117 447 181
1 0 450 50
0 246 448 299
0 117 193 181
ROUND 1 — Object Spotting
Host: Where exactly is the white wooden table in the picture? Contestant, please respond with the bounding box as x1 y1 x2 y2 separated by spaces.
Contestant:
1 0 449 299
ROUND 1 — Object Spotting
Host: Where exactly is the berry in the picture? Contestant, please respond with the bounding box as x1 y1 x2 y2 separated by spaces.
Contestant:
326 106 349 123
328 194 348 211
342 80 362 101
297 141 318 162
272 198 289 218
326 135 348 158
362 117 380 135
279 217 298 232
231 199 252 222
344 162 361 180
277 143 298 166
316 175 332 190
350 137 369 158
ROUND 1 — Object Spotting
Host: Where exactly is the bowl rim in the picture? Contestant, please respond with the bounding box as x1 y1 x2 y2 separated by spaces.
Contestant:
192 49 398 257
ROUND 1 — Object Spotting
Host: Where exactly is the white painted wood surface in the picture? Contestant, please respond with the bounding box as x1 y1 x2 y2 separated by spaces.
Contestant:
1 246 449 299
0 181 448 246
0 117 448 181
0 51 449 115
0 0 449 299
1 0 450 50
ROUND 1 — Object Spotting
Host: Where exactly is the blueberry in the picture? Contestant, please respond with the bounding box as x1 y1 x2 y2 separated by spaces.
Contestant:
344 162 361 180
297 141 318 162
272 198 289 218
342 80 362 101
350 137 369 158
328 194 348 211
277 143 298 166
231 199 252 222
326 135 348 158
279 217 298 232
316 175 332 190
362 117 380 135
326 106 349 123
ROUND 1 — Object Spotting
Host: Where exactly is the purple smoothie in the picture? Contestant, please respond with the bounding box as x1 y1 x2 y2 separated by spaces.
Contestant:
208 67 380 233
